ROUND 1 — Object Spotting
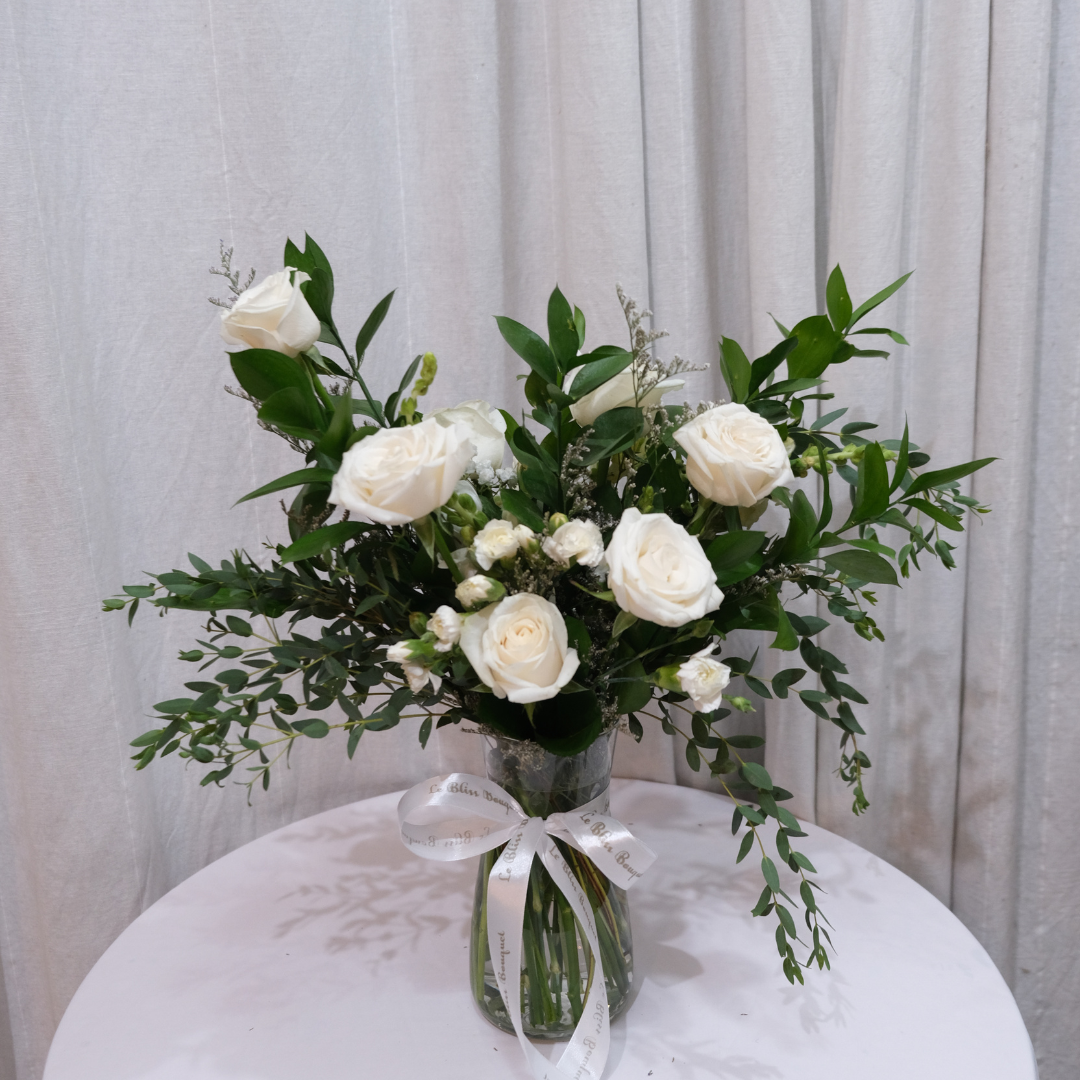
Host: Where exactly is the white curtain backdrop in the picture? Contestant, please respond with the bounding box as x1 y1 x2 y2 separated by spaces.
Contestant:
1 2 1077 1078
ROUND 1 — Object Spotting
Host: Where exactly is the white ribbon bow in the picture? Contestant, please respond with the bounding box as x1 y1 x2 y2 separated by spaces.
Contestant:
398 772 656 1080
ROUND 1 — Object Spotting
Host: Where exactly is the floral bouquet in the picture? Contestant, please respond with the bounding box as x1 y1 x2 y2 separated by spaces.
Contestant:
107 235 992 1022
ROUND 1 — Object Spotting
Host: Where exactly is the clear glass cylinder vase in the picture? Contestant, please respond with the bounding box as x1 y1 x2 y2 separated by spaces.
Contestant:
469 729 634 1040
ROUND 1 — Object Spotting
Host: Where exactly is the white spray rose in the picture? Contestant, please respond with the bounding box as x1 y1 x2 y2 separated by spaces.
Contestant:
564 365 684 427
219 269 322 358
542 519 605 568
460 593 579 704
403 661 441 695
455 575 506 609
673 402 794 507
329 417 475 526
430 400 507 471
605 508 724 627
473 519 520 570
677 646 732 713
427 606 462 652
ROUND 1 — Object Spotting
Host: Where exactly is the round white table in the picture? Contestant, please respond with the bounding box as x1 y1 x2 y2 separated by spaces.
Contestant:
44 780 1037 1080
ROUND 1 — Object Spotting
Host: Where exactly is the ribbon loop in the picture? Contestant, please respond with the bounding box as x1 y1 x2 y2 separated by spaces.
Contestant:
399 773 656 1080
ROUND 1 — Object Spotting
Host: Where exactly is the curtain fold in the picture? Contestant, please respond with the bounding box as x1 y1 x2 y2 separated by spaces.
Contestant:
0 3 1076 1078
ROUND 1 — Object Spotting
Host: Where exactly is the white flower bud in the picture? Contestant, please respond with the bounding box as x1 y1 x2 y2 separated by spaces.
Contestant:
402 661 441 695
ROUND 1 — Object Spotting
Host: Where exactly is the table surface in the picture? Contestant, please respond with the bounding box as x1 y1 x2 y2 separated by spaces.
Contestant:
44 779 1037 1080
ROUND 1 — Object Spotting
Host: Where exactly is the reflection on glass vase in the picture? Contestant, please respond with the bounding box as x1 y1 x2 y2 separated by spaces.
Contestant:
469 728 633 1040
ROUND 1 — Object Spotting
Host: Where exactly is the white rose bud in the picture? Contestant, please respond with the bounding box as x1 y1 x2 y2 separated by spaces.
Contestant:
430 400 507 471
605 508 724 628
542 519 605 568
329 417 475 526
427 606 462 652
455 575 506 609
473 519 520 570
459 593 580 704
673 402 794 507
676 646 732 714
219 269 322 358
386 641 414 663
402 660 441 695
564 364 684 427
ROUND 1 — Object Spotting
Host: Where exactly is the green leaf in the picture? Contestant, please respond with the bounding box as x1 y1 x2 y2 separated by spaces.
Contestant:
786 316 844 380
748 337 798 396
780 488 818 560
852 326 909 345
547 286 579 370
736 831 755 863
685 740 701 771
726 735 765 749
761 855 780 892
845 270 913 331
740 761 774 791
903 498 965 531
825 265 853 332
496 316 558 386
225 615 252 636
499 488 545 532
811 407 848 431
235 468 336 505
279 521 366 564
904 457 997 496
706 531 767 572
154 698 196 714
122 585 154 598
355 290 396 359
770 604 799 652
293 718 330 739
230 349 309 402
129 729 163 748
578 406 646 466
846 442 890 526
612 609 638 638
384 355 422 425
890 421 911 494
771 668 806 699
257 386 324 439
568 349 634 400
824 549 899 586
718 337 752 402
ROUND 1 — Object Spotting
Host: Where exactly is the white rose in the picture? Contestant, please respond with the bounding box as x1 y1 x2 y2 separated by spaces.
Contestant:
219 269 321 358
459 594 579 704
431 400 507 470
564 364 684 427
542 519 605 568
673 402 794 507
473 519 520 570
677 646 732 713
403 661 441 695
427 606 462 652
455 574 505 609
605 508 724 627
329 417 475 526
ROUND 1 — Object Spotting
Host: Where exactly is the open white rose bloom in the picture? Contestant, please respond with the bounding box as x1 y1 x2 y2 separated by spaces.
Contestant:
112 240 994 995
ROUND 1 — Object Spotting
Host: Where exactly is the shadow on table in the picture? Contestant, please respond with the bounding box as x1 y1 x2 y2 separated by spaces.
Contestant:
267 808 475 973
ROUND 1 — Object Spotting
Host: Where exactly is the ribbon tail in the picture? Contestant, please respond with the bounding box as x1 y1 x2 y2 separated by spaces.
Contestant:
541 843 610 1080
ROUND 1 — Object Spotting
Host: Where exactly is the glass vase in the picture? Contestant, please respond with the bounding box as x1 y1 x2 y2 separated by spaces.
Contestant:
469 729 634 1040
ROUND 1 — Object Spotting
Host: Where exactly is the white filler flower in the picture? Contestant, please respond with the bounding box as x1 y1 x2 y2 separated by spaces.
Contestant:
542 519 605 568
460 593 580 704
673 402 794 507
329 417 475 526
605 508 723 627
677 646 732 713
219 269 321 358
